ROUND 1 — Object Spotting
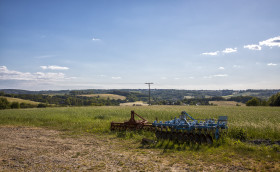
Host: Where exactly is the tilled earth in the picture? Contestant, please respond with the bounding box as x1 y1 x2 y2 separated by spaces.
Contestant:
0 126 278 171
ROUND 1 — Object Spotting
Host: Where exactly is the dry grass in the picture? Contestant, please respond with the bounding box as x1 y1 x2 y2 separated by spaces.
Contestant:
79 94 126 100
209 101 245 106
120 101 149 106
1 126 279 171
0 96 40 105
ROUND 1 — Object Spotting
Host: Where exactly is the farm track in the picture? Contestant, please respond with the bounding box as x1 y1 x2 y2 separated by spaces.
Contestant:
0 126 278 171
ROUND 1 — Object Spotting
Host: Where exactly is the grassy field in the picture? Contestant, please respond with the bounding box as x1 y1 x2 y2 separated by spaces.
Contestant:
0 105 279 140
0 96 40 105
0 105 279 170
79 94 126 100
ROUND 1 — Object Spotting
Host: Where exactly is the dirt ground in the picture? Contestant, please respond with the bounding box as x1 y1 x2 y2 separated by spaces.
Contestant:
0 126 277 171
0 126 190 171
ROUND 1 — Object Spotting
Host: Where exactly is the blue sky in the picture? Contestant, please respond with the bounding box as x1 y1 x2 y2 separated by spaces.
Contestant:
0 0 280 90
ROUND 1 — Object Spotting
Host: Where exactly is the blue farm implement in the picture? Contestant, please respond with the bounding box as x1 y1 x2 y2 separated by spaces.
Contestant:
152 111 228 144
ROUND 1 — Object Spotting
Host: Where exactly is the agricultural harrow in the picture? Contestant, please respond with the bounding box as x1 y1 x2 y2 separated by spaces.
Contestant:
110 111 154 131
110 110 228 144
152 111 228 144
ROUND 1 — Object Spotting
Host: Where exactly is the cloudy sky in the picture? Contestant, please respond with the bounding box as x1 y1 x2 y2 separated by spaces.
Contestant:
0 0 280 90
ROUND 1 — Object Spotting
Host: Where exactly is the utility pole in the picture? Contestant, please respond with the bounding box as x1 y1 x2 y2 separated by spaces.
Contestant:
145 82 153 105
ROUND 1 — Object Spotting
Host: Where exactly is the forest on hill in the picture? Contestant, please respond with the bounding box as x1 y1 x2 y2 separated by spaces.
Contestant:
0 89 279 109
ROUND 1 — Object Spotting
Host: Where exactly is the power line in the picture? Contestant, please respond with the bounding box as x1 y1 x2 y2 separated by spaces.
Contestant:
145 82 153 105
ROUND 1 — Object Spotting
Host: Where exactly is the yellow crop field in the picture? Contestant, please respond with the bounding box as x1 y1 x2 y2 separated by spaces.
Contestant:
0 96 40 105
209 101 245 106
79 94 126 100
120 101 148 106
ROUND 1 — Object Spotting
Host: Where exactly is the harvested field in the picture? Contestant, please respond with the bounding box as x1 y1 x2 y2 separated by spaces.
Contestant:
0 96 40 105
209 101 245 106
79 94 126 100
120 101 149 106
0 126 279 171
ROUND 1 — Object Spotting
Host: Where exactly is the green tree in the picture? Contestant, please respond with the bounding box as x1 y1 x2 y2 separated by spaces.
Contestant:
268 92 280 106
0 97 9 109
11 102 20 109
246 97 260 106
37 103 47 108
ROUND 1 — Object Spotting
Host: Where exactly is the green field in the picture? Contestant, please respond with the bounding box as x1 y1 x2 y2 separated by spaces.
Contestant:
0 106 279 140
0 106 279 170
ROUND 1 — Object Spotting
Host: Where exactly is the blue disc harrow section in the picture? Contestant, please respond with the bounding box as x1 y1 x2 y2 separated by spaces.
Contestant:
152 111 228 144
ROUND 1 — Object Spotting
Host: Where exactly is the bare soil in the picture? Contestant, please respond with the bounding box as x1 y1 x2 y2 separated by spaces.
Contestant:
0 126 278 171
0 126 187 171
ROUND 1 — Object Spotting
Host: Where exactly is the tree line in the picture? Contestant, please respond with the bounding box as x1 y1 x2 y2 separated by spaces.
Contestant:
0 92 126 109
246 92 280 106
0 91 279 109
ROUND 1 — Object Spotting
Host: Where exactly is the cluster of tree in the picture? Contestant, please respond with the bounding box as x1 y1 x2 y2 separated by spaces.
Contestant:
269 92 280 106
0 97 46 110
246 98 268 106
108 90 148 102
0 92 125 107
246 92 280 106
152 94 280 107
153 96 249 106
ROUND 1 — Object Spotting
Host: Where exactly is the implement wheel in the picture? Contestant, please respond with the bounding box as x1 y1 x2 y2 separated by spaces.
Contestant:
177 132 184 144
200 134 207 144
155 130 161 139
162 131 168 140
189 133 195 143
206 134 213 144
183 133 190 144
194 133 201 144
167 132 172 140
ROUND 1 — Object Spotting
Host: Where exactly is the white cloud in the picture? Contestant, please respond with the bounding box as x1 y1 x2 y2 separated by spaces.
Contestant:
213 74 228 77
259 36 280 47
35 72 65 80
0 66 34 80
233 65 241 68
201 51 219 56
218 67 225 70
160 77 167 80
97 74 106 77
204 74 228 79
40 65 69 70
0 66 73 81
92 37 100 41
189 76 194 79
174 77 180 80
202 47 237 56
203 76 213 79
222 48 237 54
244 44 262 50
112 76 121 80
34 55 56 59
267 63 277 66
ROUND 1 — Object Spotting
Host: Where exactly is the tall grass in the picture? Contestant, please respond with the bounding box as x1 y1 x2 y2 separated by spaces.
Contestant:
0 106 279 140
